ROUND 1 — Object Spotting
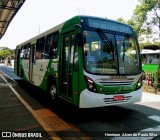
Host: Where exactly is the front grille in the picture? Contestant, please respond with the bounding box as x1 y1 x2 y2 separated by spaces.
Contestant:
103 96 132 104
96 78 135 86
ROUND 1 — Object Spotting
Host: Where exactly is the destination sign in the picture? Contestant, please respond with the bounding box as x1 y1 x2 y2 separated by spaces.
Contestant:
88 18 133 34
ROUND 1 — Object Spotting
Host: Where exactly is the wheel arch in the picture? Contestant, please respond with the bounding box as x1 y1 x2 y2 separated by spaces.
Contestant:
47 74 58 99
47 74 55 85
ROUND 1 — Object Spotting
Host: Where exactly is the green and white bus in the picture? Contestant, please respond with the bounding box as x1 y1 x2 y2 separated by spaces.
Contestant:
14 15 143 108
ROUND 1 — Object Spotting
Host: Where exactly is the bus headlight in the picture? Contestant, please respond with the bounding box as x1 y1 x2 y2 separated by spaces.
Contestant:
136 76 142 90
85 76 98 93
88 84 94 89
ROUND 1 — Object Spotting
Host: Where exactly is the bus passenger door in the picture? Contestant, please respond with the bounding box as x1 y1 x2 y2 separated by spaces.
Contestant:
16 49 21 76
29 44 35 83
61 33 79 102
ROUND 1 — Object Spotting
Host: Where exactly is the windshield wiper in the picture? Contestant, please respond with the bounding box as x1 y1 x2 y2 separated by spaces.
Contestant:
96 29 114 60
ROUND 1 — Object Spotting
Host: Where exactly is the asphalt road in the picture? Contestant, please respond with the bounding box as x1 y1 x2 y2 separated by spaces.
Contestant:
13 81 160 140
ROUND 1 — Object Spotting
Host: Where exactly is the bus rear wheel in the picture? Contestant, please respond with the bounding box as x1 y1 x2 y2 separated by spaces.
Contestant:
48 81 57 100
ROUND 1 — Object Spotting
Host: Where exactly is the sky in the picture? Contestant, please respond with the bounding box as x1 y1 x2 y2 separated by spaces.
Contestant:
0 0 139 49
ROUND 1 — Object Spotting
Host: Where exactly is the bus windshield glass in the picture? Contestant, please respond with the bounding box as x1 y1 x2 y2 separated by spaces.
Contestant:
83 31 141 75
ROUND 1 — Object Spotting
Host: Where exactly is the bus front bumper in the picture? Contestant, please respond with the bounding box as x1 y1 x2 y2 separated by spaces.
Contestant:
79 88 142 108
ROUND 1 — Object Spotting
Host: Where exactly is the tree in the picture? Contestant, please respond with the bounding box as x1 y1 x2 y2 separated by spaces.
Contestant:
133 0 160 38
117 17 127 24
0 47 13 61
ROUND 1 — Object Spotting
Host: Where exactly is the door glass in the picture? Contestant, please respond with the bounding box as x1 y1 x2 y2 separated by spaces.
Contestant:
17 49 21 76
62 34 75 98
68 35 75 97
62 36 70 95
30 45 35 82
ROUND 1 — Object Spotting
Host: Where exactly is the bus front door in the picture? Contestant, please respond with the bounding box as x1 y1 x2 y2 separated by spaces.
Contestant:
61 33 79 102
16 49 21 76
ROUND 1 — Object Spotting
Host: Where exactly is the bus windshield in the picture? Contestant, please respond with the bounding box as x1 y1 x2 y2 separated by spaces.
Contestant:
83 30 141 75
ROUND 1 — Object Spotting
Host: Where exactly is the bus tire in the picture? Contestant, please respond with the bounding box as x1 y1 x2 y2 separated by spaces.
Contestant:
48 81 57 100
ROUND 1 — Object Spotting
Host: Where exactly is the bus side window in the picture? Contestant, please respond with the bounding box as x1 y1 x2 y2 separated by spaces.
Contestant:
24 44 30 59
53 32 58 58
27 46 30 59
45 32 59 59
36 37 45 59
45 37 49 59
20 46 26 59
20 48 23 59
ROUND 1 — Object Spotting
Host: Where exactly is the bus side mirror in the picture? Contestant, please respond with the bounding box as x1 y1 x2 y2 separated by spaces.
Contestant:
76 33 84 46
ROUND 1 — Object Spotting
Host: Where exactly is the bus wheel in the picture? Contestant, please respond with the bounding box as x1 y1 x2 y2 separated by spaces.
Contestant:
49 82 57 100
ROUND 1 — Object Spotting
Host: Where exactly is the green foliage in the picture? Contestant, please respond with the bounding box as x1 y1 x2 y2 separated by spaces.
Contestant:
117 17 127 24
155 42 160 46
0 47 14 60
117 0 160 42
133 0 160 37
143 71 160 93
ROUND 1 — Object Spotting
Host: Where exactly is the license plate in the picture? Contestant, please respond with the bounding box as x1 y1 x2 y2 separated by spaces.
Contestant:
114 95 124 101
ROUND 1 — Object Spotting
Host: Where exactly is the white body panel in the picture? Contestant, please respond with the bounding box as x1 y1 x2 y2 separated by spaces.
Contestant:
22 59 50 86
22 60 29 80
79 88 142 108
32 59 49 86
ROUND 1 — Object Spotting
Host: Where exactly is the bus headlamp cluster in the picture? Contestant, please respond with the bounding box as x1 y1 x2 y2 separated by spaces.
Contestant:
85 76 98 93
136 76 142 90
